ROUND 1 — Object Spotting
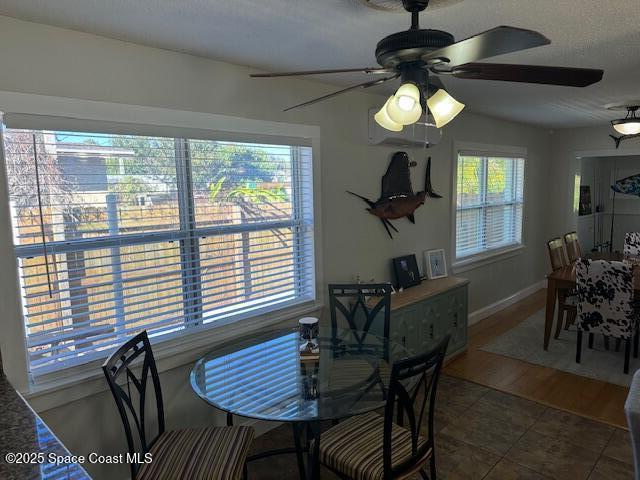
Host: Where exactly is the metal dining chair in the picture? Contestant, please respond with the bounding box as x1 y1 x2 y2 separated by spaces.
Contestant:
317 335 449 480
575 259 640 374
328 283 393 347
327 283 393 393
103 331 254 480
547 237 577 338
625 232 640 256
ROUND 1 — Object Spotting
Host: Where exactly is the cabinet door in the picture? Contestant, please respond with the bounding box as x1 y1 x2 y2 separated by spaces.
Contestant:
389 306 415 348
415 299 441 355
441 287 468 353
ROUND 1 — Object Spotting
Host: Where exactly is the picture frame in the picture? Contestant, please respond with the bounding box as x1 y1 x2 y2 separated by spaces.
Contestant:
425 249 448 279
392 254 422 289
578 185 592 216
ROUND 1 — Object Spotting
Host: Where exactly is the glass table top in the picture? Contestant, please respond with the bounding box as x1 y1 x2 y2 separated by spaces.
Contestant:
190 327 410 422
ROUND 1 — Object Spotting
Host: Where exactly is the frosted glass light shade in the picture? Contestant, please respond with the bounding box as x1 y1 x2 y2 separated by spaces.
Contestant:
375 96 403 132
386 83 423 125
426 89 465 128
613 120 640 135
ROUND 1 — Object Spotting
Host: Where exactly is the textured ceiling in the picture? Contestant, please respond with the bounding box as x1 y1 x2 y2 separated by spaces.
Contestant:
0 0 639 128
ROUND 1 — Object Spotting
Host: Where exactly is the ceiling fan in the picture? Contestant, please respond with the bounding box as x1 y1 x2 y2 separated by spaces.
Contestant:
250 0 604 131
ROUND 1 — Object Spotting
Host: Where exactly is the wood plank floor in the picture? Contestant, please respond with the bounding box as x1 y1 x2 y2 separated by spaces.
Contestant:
444 288 630 429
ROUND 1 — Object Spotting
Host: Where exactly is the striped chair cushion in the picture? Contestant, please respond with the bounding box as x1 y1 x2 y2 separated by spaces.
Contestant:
319 411 430 480
137 426 254 480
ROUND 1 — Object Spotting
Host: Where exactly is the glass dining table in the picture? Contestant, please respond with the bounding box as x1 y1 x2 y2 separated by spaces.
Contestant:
190 326 410 480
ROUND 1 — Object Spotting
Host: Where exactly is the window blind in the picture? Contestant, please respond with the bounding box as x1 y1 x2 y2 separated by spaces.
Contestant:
2 128 315 378
455 153 524 260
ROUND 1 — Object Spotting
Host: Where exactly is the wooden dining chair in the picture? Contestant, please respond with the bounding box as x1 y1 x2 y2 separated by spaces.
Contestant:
547 237 568 271
547 237 577 338
575 259 639 374
625 232 640 256
564 232 582 263
103 331 254 480
317 335 449 480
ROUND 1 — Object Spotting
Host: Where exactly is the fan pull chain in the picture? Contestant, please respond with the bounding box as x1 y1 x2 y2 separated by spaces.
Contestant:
32 134 53 298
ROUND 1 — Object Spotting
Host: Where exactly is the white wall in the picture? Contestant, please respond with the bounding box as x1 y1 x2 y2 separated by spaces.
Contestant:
548 126 640 249
0 15 553 480
578 155 640 251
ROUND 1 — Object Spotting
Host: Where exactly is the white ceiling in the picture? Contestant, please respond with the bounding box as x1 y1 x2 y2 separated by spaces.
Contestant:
0 0 639 128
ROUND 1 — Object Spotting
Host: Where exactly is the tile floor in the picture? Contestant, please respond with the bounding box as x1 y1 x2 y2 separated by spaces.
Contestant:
248 375 633 480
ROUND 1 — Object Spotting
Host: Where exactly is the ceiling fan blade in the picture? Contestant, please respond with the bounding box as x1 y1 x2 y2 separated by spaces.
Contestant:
250 67 394 78
451 63 604 87
422 26 550 67
283 74 399 112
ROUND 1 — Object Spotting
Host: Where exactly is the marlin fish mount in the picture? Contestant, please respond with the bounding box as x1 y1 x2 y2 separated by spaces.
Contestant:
347 151 442 239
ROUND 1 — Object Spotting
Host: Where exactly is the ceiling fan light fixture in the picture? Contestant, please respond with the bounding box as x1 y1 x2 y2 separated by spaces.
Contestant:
375 96 404 131
426 89 465 128
386 82 423 125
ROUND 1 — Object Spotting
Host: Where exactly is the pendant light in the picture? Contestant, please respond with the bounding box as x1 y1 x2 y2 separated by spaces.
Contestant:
612 106 640 136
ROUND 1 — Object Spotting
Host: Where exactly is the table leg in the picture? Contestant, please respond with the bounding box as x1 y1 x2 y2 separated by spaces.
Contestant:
291 422 307 480
307 421 321 480
544 278 557 351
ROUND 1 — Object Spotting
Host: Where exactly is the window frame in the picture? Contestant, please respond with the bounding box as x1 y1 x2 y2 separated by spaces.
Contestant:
451 142 527 271
0 100 323 399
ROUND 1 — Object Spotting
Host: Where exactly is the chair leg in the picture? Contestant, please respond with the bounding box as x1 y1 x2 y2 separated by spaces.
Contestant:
565 309 576 330
576 330 583 363
588 333 594 349
604 336 611 350
554 310 565 339
616 338 622 352
555 293 566 339
430 453 437 480
634 330 639 359
243 463 248 480
625 338 632 374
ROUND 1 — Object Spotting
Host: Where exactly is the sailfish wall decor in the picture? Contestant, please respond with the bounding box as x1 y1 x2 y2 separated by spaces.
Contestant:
347 151 441 239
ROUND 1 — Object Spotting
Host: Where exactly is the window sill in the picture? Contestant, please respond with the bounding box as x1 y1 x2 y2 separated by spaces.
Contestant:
452 245 526 274
23 300 323 412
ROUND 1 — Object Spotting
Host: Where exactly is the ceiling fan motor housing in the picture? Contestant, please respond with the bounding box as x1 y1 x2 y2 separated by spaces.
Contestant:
375 29 455 68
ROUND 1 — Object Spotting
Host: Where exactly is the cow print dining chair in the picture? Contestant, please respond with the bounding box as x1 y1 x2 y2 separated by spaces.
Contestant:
625 232 640 257
575 258 639 374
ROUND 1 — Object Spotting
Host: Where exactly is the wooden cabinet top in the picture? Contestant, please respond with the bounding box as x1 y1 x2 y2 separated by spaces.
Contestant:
390 276 469 311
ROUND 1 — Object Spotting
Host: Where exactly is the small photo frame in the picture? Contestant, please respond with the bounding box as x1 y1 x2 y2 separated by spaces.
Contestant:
392 254 422 289
425 249 448 279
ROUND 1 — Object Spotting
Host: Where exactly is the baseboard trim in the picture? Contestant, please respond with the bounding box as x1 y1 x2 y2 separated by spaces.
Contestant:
468 280 546 326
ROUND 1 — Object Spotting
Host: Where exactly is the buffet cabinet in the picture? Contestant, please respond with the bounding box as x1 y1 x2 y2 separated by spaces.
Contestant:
389 276 469 357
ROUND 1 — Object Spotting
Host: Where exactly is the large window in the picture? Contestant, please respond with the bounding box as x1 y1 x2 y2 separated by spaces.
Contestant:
3 128 315 378
455 152 525 261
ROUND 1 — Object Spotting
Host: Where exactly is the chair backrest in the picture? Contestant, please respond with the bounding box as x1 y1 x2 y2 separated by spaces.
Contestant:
383 335 449 479
547 237 567 271
563 232 582 263
576 258 635 339
328 283 392 346
625 232 640 256
102 331 164 479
